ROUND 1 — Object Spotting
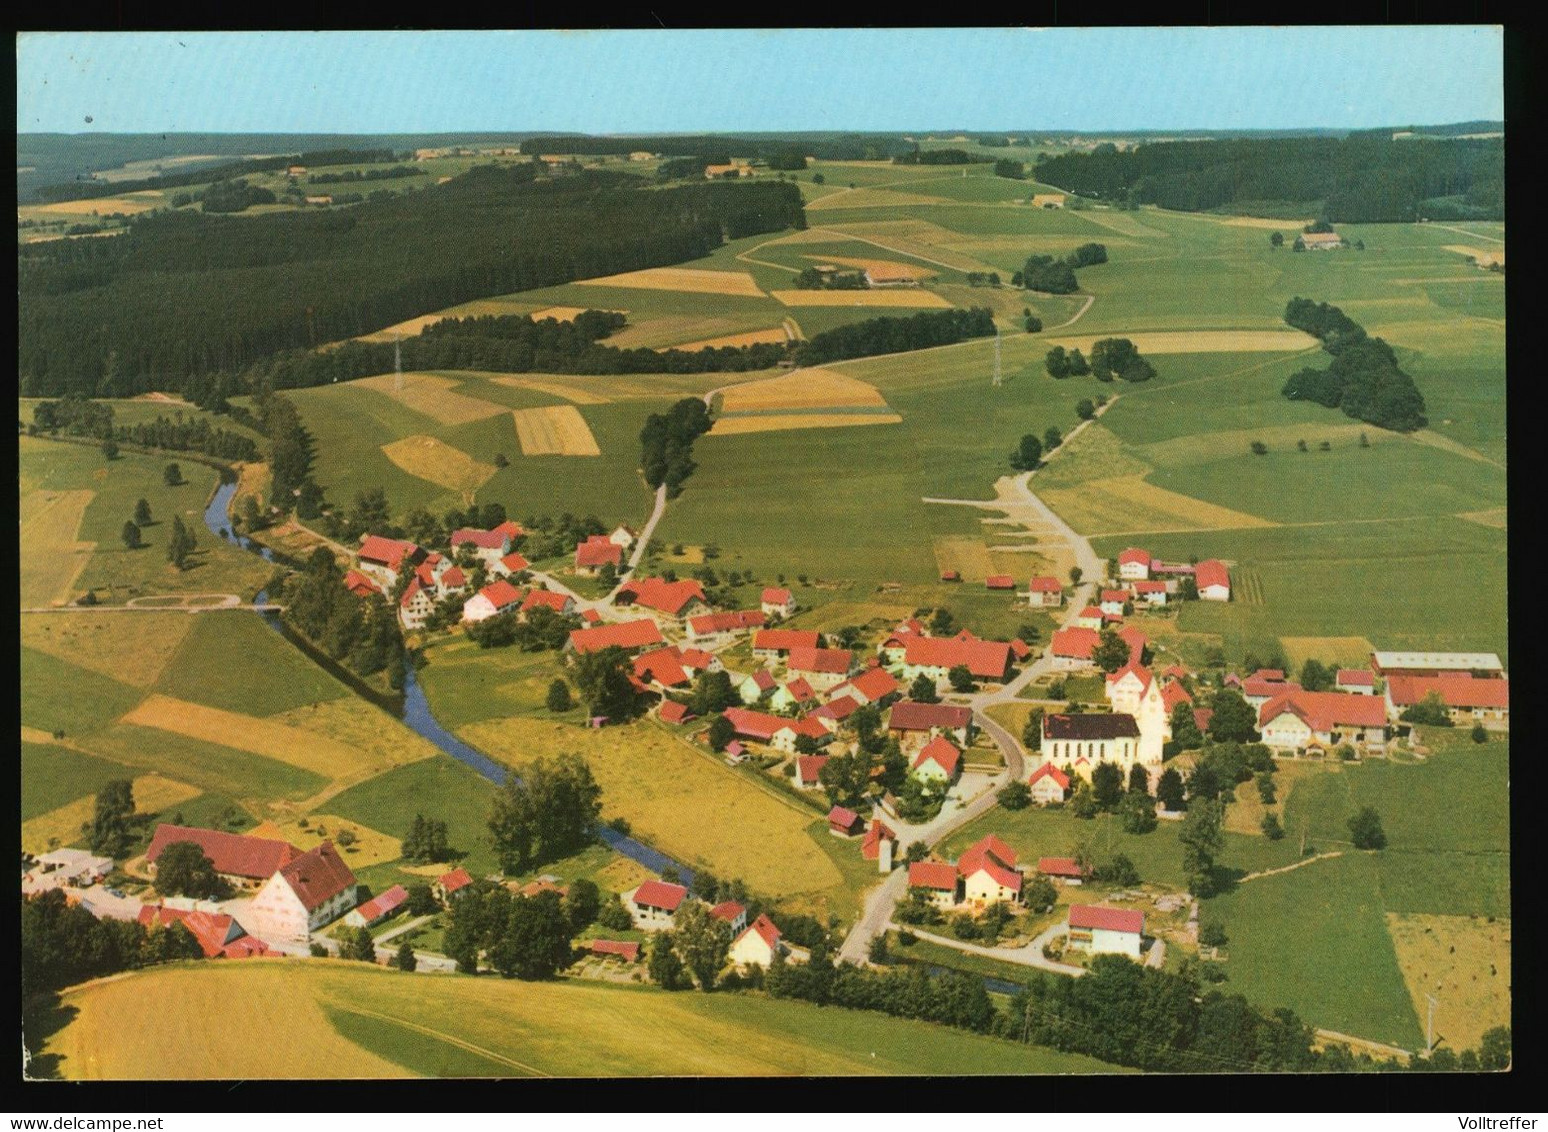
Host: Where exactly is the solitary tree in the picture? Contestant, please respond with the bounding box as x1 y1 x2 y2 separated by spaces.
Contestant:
1011 433 1043 471
1076 398 1095 421
908 673 940 704
1207 689 1258 743
163 462 183 486
395 940 418 972
1156 767 1187 811
1091 761 1125 811
1043 426 1063 452
1347 806 1387 850
1180 798 1225 895
101 438 119 460
121 520 142 550
1091 628 1130 674
998 780 1031 810
707 714 736 752
1119 791 1157 834
1069 566 1083 585
545 679 573 713
154 840 229 900
1270 231 1284 248
133 499 153 526
87 779 135 859
341 926 378 962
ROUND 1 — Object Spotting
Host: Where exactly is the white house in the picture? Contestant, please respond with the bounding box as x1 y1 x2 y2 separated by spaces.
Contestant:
910 735 962 786
245 842 359 944
356 535 423 590
1026 762 1070 805
958 835 1022 908
449 527 512 571
1132 580 1167 606
907 860 960 909
625 879 688 932
760 587 797 618
1195 560 1231 602
1117 548 1151 582
773 718 833 756
462 579 523 623
608 524 636 549
728 913 787 969
344 884 408 929
1027 576 1064 608
738 669 777 704
1257 691 1389 754
1067 904 1144 958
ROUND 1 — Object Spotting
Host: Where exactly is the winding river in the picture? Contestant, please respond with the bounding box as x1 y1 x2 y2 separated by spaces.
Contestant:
201 479 692 883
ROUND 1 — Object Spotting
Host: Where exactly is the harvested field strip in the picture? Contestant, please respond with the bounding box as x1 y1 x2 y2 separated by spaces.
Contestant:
352 372 509 426
718 406 898 419
717 369 889 413
33 195 162 215
666 328 790 351
1408 430 1503 469
1044 330 1318 355
1045 474 1276 536
708 412 903 435
22 773 202 855
1217 215 1316 229
20 489 95 608
931 536 995 582
805 187 952 210
1063 210 1169 239
801 254 937 281
488 376 659 404
381 435 497 495
1278 636 1378 669
1442 245 1504 267
355 314 452 343
20 612 193 689
120 694 425 782
1136 423 1376 468
1456 507 1507 530
511 405 602 456
575 267 765 297
812 220 1010 275
1386 913 1511 1052
768 289 953 309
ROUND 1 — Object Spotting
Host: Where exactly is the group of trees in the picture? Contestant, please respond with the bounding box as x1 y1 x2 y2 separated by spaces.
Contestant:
401 814 453 864
892 148 989 166
195 178 277 214
1044 345 1089 378
274 548 406 686
1031 135 1502 222
308 165 419 185
486 753 603 875
153 840 231 900
795 307 996 366
993 158 1025 179
641 397 714 498
255 391 324 518
1090 337 1156 383
21 170 806 399
165 516 199 571
31 148 402 204
120 498 153 551
794 266 868 290
441 880 599 979
1012 244 1106 295
1281 298 1427 432
465 604 579 651
22 889 205 999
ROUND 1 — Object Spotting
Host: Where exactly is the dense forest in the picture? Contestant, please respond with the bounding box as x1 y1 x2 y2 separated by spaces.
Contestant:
1033 136 1503 221
19 169 806 398
795 308 996 365
1280 298 1427 431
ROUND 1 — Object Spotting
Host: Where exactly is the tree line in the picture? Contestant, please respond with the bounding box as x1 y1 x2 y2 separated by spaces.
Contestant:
519 134 912 161
28 397 262 464
1014 243 1106 294
795 307 996 366
273 548 406 687
1280 298 1427 432
20 169 806 399
892 148 990 166
641 397 714 498
1032 135 1503 222
308 165 420 185
30 147 402 202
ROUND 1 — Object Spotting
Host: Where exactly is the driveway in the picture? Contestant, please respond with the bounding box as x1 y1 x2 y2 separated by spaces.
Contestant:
894 921 1085 978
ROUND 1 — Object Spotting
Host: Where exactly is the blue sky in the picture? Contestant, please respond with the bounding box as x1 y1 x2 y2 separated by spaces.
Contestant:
16 27 1503 134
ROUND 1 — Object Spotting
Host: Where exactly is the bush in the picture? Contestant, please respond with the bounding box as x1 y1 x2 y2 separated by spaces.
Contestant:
1199 918 1228 948
1348 806 1387 850
998 781 1031 811
1471 723 1489 744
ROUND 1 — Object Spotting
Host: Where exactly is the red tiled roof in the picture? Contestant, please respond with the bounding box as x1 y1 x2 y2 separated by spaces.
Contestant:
519 879 569 898
358 535 419 569
478 579 524 610
1038 856 1085 879
1244 677 1300 699
1132 580 1166 594
1028 576 1062 592
1336 668 1375 686
958 842 1021 892
1164 664 1191 680
1195 560 1230 591
912 736 961 777
1161 680 1193 712
441 566 467 588
795 755 830 784
438 867 474 894
660 700 694 724
221 936 273 959
343 570 381 598
1101 588 1130 604
277 841 357 912
1106 662 1153 693
688 610 765 635
400 578 429 609
633 879 688 912
787 646 854 675
812 694 860 723
500 552 530 573
1118 548 1151 566
909 861 958 891
589 939 640 962
844 667 900 703
940 570 961 581
888 701 972 732
964 834 1018 869
902 636 1012 680
827 805 861 829
1386 675 1509 710
986 574 1016 590
618 577 707 616
1051 626 1100 659
1010 638 1032 660
451 528 508 550
138 905 242 958
861 819 896 860
753 629 821 653
784 716 832 741
569 619 664 654
1028 762 1071 790
1258 690 1388 731
494 520 525 540
1248 668 1285 681
761 587 792 604
581 609 602 623
783 677 816 702
747 669 777 693
1069 904 1143 933
1193 707 1214 733
146 825 300 881
634 647 691 688
1078 606 1104 619
740 913 781 950
353 884 408 924
522 589 571 613
575 540 623 568
709 901 746 924
724 707 786 741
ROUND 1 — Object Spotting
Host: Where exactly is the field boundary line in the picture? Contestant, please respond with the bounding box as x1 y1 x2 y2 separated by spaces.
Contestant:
1237 850 1343 884
321 998 552 1077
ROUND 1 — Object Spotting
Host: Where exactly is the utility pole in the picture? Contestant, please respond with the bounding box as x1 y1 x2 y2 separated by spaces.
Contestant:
992 324 1003 387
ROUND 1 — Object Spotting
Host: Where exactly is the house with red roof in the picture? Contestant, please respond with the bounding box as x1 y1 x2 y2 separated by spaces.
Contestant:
1258 690 1389 754
344 884 409 928
827 805 864 837
958 835 1022 907
659 699 695 725
752 628 821 658
146 825 301 890
709 901 748 933
898 635 1013 687
861 819 898 870
246 841 360 943
633 647 691 689
616 577 710 621
1099 588 1131 617
1160 680 1193 714
1027 762 1070 805
138 905 267 959
435 868 474 902
685 609 765 645
1242 675 1301 709
1067 904 1144 958
1335 668 1376 695
786 646 856 692
1049 626 1101 670
771 677 818 712
1117 548 1151 581
887 701 973 747
910 736 962 786
986 574 1016 591
1009 637 1033 662
677 648 718 676
589 939 641 963
1132 579 1168 606
1384 674 1509 726
737 668 778 705
940 569 961 582
1118 626 1148 665
774 717 834 756
1038 856 1087 883
450 526 513 569
567 619 665 655
1072 606 1105 631
580 608 603 624
626 879 689 931
722 740 748 765
521 589 575 617
491 550 531 579
830 666 900 706
343 570 382 599
463 579 524 624
575 536 624 575
356 535 425 589
399 577 438 630
729 913 789 969
1195 560 1231 602
1027 576 1064 608
760 587 796 618
723 707 787 744
810 694 861 727
1193 707 1213 735
518 878 570 899
908 860 960 908
793 753 830 789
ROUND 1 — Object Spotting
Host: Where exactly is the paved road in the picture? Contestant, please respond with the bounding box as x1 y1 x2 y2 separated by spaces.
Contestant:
21 598 285 615
896 921 1086 978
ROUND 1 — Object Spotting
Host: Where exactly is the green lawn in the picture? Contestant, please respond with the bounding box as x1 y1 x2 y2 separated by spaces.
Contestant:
21 742 135 821
326 755 502 878
20 648 144 735
154 612 353 716
85 723 327 804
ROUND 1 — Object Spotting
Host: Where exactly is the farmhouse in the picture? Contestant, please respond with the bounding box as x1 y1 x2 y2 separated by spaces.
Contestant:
574 536 623 575
567 619 665 655
1242 675 1300 708
678 648 719 675
245 841 360 944
786 646 856 692
908 860 960 909
958 834 1022 908
770 677 817 712
1300 230 1343 250
1099 589 1130 617
1067 904 1144 958
793 754 830 788
1073 606 1106 631
633 647 692 689
898 635 1013 686
1040 713 1142 781
493 551 531 578
686 609 765 645
521 589 575 617
146 825 300 890
810 694 861 728
910 736 963 786
343 570 381 598
1195 560 1231 602
709 901 748 933
887 701 973 747
1027 761 1071 804
435 868 474 902
1049 626 1101 670
626 879 689 931
878 619 927 663
1027 576 1064 608
774 717 834 755
753 628 821 659
829 666 901 706
356 535 425 589
449 527 513 569
659 699 694 725
722 707 787 745
1117 548 1151 581
1132 580 1168 606
761 587 797 618
729 914 792 969
1257 690 1389 754
1335 668 1376 695
616 577 710 621
344 884 408 929
463 579 524 624
737 669 778 704
399 579 437 630
1385 674 1510 726
1370 651 1506 680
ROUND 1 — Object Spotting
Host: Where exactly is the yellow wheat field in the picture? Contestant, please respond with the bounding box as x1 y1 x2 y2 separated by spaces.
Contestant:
354 314 451 343
511 405 602 456
489 376 613 404
575 267 765 297
271 814 402 869
931 536 996 582
267 698 448 780
668 328 791 351
381 436 497 495
1041 474 1275 536
801 254 936 282
21 612 193 689
769 289 952 309
1456 507 1507 530
709 412 902 435
20 488 96 608
32 194 163 216
810 220 1006 275
1219 215 1316 230
1044 330 1319 355
22 773 202 856
718 368 889 413
121 694 422 782
1387 913 1511 1052
353 372 509 425
1443 245 1504 268
1277 636 1378 669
